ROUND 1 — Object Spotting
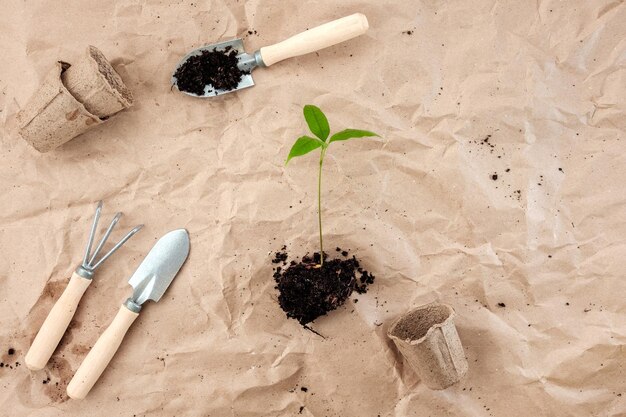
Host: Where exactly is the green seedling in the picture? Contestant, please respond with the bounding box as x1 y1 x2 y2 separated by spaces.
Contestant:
285 105 379 266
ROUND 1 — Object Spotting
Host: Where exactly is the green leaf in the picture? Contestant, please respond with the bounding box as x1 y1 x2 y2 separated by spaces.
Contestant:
328 129 379 143
285 136 324 165
303 105 330 141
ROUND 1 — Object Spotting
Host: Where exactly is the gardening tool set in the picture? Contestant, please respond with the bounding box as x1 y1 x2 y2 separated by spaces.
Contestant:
19 10 466 402
25 202 189 399
25 201 142 372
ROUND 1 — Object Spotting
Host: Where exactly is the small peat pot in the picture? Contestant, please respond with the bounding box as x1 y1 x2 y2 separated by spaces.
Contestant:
61 45 133 117
388 303 468 390
17 46 133 153
17 62 102 152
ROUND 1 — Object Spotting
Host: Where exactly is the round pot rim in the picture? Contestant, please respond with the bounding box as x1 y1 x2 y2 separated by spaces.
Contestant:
387 302 455 346
85 45 133 108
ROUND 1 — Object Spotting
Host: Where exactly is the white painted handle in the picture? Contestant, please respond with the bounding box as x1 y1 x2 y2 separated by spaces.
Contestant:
66 305 139 400
25 273 91 371
259 13 369 67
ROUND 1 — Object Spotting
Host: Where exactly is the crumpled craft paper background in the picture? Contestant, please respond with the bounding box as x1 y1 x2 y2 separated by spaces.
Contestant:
0 0 624 416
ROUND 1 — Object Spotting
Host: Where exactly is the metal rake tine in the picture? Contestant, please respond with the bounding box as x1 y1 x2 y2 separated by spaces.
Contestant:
90 224 144 270
88 212 122 266
82 201 103 267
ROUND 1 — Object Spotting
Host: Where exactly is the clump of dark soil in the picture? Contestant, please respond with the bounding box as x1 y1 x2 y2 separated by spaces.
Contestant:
273 248 375 325
174 46 248 95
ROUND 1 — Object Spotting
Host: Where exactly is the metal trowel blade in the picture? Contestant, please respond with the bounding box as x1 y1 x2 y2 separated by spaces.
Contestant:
171 39 257 98
128 229 190 306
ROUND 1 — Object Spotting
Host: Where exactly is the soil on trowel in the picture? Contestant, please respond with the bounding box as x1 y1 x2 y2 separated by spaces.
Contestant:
174 46 248 96
272 248 375 325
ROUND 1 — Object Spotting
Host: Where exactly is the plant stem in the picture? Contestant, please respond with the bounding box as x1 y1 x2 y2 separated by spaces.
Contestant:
318 147 326 266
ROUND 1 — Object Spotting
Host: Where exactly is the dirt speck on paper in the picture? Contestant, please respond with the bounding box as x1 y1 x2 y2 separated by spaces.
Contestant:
41 280 67 299
41 356 72 403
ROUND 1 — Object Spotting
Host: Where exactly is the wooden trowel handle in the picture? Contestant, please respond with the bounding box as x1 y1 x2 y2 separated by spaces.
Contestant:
25 272 92 371
259 13 369 67
67 305 139 400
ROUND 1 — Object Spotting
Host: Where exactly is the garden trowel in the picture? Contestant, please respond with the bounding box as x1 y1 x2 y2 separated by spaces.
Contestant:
172 13 369 97
66 229 190 400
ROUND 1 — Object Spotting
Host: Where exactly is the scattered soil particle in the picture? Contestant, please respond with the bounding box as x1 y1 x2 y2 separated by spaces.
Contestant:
8 348 15 355
272 251 288 264
273 249 375 325
509 189 522 201
469 134 520 195
497 302 506 308
301 387 308 392
474 135 495 149
173 46 248 95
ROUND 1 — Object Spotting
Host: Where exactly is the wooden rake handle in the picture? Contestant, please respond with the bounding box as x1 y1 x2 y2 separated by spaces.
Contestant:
25 272 92 371
67 305 138 400
259 13 369 66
